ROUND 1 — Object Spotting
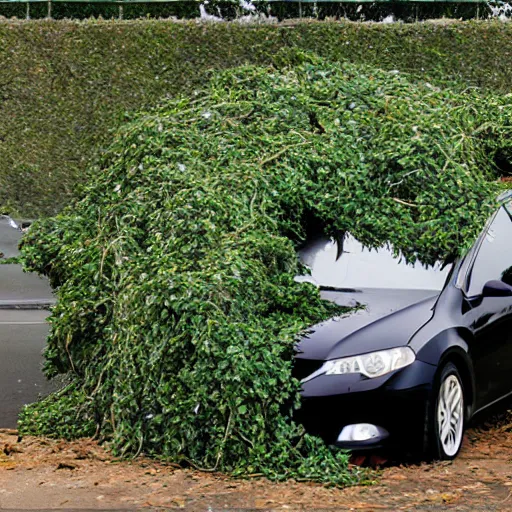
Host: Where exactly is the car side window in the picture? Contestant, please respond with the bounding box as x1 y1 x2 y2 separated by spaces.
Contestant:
466 206 512 297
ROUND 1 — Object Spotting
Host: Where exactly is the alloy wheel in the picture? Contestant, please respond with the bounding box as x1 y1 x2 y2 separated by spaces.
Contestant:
436 373 464 457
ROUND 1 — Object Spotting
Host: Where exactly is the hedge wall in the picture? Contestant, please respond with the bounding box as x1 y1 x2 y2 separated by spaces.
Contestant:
1 19 512 217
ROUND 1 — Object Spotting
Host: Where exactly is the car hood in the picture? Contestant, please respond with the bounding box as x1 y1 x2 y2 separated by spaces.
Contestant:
295 288 439 361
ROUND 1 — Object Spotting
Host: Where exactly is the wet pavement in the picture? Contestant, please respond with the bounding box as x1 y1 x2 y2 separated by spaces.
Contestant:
0 218 57 427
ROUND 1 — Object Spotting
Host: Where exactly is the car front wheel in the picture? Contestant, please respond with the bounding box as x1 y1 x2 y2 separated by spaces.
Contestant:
427 362 465 460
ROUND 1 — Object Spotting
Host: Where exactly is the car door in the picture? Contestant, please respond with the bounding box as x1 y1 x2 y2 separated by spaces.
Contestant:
463 205 512 410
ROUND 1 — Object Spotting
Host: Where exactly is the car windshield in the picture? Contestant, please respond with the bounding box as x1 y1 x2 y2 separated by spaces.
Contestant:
297 234 452 291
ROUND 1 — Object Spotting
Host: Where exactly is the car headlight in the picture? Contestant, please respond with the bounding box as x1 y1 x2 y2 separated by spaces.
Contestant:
302 347 415 382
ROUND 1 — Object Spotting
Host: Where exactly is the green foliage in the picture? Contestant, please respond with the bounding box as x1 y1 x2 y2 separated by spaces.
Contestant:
0 257 21 264
19 53 510 482
2 19 512 217
19 383 97 440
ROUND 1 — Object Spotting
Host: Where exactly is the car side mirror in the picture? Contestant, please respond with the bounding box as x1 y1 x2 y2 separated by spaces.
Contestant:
482 280 512 298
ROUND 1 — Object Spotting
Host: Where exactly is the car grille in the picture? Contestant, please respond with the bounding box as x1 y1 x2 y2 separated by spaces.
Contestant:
292 358 324 381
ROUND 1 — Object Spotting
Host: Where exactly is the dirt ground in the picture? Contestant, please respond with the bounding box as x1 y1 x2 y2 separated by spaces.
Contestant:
1 413 512 511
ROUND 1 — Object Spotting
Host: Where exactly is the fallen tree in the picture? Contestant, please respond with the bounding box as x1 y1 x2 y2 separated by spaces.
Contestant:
19 51 511 483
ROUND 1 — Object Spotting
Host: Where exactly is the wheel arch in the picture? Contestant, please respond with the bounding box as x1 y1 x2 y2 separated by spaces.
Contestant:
416 327 476 418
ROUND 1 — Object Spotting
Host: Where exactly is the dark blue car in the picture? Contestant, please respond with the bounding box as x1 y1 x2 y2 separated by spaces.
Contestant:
294 191 512 460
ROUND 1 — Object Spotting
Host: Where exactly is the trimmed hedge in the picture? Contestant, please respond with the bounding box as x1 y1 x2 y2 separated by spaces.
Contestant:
1 19 512 217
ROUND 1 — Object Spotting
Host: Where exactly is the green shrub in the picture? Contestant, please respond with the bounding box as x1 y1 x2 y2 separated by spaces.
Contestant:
19 53 510 482
19 383 97 439
2 19 512 218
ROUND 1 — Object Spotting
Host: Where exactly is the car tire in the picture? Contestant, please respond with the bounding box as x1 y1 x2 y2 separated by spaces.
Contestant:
426 362 465 460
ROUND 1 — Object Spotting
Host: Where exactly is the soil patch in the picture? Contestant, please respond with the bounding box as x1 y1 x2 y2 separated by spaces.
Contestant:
2 413 512 510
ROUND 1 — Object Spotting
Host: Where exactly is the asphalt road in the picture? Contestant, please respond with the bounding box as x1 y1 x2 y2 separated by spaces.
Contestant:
0 309 57 428
0 218 57 428
0 217 54 307
0 264 54 308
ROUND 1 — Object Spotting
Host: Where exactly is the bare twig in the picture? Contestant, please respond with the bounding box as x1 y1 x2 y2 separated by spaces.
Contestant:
259 142 310 167
392 197 418 208
388 168 423 188
213 409 233 471
64 332 76 373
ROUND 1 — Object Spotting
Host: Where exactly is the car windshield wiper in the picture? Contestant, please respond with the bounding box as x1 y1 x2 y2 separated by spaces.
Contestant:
318 286 363 293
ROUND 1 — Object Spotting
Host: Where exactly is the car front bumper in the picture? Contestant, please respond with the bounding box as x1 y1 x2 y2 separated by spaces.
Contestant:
296 360 438 451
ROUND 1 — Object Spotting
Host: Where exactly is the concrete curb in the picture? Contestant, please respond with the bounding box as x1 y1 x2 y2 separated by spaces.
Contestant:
0 299 56 310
